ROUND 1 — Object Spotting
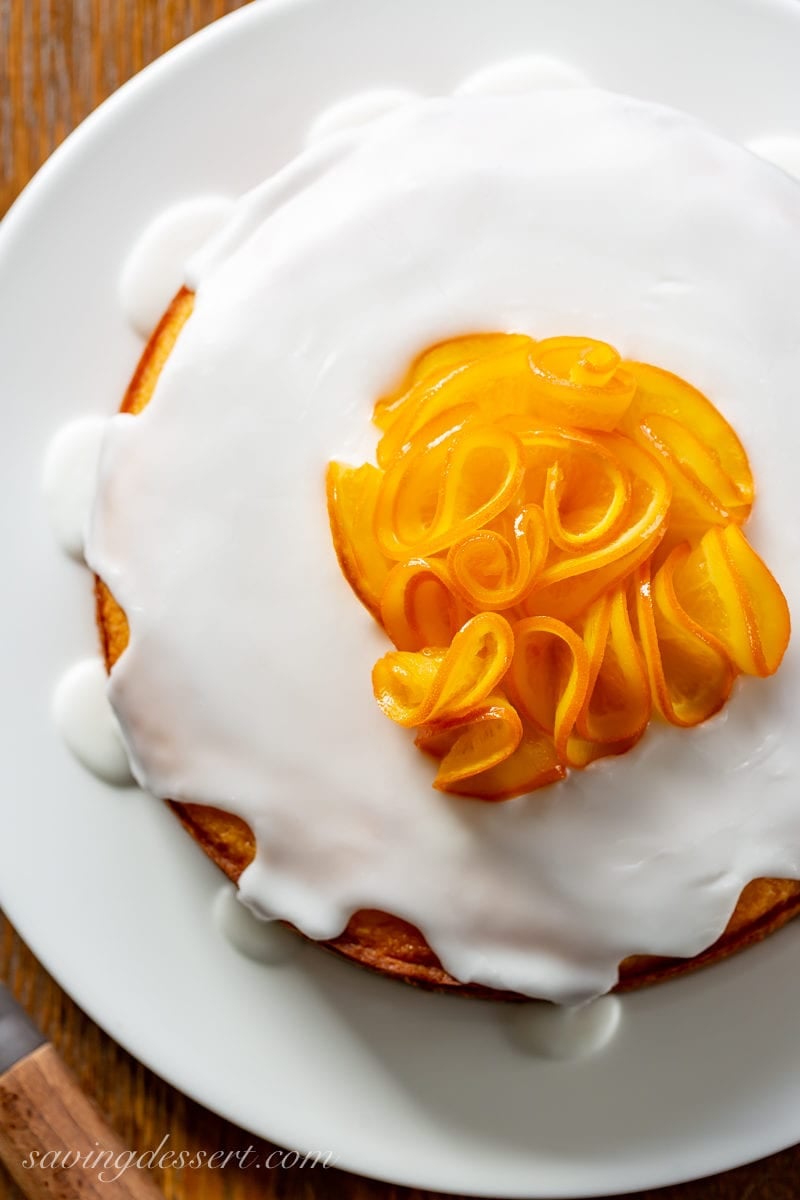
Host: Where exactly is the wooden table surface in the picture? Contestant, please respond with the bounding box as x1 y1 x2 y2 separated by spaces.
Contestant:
1 2 799 1198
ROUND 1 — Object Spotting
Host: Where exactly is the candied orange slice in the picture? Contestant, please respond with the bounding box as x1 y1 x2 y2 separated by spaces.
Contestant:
374 332 534 433
575 586 651 744
446 503 547 611
674 524 790 677
634 413 746 536
575 589 613 689
442 723 566 801
375 419 524 560
326 462 392 617
409 333 535 388
499 423 631 551
636 550 735 726
328 330 789 801
544 451 629 553
380 559 469 651
566 731 644 769
376 337 537 466
527 337 637 430
619 361 753 513
415 693 523 791
526 525 666 624
372 612 514 727
535 432 670 588
508 616 591 761
717 526 790 675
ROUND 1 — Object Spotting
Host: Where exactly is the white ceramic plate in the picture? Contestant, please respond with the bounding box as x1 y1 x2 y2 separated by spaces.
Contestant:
2 0 800 1194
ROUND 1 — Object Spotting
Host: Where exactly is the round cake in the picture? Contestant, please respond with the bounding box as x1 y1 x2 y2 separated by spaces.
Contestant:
87 88 800 1005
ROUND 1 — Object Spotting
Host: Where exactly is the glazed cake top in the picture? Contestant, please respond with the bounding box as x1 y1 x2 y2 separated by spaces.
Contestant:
87 89 800 1003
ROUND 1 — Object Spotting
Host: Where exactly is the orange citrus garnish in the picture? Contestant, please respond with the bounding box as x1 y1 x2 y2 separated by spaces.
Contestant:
327 333 790 801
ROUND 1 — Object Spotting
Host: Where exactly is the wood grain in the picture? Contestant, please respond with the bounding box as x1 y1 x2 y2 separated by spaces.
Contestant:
0 1044 164 1200
1 2 799 1198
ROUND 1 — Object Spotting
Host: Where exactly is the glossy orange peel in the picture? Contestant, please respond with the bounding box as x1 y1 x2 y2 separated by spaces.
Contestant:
327 332 790 801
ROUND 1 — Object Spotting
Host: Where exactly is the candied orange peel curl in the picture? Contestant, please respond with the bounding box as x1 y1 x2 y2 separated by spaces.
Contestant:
327 333 790 801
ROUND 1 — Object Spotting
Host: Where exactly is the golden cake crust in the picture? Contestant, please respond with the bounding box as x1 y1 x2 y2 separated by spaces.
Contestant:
94 288 800 999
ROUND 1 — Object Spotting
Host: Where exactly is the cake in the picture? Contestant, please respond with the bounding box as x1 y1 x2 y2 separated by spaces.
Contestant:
86 88 800 1005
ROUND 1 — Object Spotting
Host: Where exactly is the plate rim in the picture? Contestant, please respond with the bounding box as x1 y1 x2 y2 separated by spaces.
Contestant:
2 0 800 1194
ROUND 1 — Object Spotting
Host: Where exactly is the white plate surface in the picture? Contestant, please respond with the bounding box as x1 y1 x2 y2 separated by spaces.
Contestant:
1 0 800 1194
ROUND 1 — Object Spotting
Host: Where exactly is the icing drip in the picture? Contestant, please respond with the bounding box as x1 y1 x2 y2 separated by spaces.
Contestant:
456 55 590 95
43 417 108 561
120 196 235 338
504 996 622 1060
53 659 134 786
305 89 421 145
213 885 302 965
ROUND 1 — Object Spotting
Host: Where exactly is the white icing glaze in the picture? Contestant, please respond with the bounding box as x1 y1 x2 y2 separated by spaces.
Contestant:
504 996 621 1060
305 89 421 145
85 90 800 1004
455 55 590 95
747 135 800 182
304 56 588 148
43 416 108 561
53 659 134 786
213 884 302 964
120 196 235 337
